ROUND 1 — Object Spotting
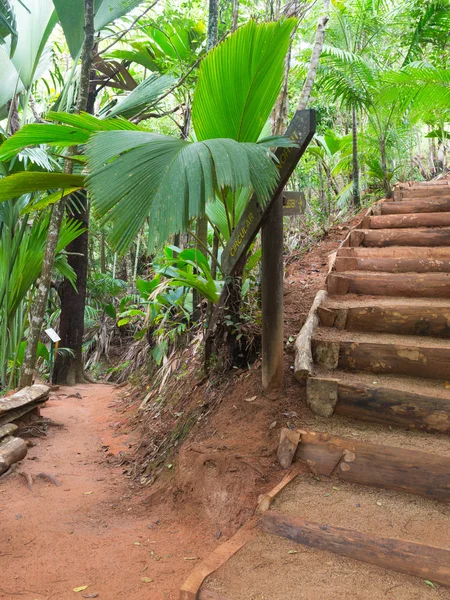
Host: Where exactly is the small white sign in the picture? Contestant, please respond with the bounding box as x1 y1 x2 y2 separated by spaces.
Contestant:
44 328 61 343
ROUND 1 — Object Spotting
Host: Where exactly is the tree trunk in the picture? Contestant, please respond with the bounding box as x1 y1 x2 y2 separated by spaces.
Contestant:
53 191 90 385
20 0 95 388
54 20 96 386
297 0 330 110
352 105 360 208
207 0 218 50
231 0 239 32
20 195 67 388
100 232 106 274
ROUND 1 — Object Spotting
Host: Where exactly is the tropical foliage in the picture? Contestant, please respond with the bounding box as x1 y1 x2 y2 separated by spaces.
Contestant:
0 0 448 390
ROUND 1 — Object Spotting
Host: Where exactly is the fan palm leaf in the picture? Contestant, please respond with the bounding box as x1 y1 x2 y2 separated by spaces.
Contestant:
192 18 297 142
86 131 282 254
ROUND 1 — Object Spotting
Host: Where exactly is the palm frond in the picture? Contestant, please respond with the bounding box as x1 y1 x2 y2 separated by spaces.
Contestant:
0 0 17 56
192 18 297 142
104 73 175 119
0 172 84 202
86 130 280 254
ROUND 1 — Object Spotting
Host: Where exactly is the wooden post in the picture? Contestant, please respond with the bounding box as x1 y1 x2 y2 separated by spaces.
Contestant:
262 193 284 392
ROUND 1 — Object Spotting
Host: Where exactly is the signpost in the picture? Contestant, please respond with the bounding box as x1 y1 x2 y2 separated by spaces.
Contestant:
221 110 316 276
220 109 316 393
44 328 61 382
283 191 305 217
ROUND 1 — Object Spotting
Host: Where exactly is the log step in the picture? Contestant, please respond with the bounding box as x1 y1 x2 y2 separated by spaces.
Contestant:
369 212 450 229
295 430 450 501
327 271 450 297
312 330 450 380
336 246 450 273
399 187 450 198
335 255 450 273
338 246 450 257
381 199 450 214
350 227 450 247
306 374 450 432
260 511 450 586
318 302 450 337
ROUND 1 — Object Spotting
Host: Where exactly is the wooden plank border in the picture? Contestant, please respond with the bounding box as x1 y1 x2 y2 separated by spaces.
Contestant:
180 467 302 599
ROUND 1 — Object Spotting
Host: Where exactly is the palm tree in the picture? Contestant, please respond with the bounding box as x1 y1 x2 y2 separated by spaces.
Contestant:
0 19 297 254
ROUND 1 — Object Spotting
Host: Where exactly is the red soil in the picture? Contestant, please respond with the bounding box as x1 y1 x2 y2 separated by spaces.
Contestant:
0 384 214 600
0 223 351 599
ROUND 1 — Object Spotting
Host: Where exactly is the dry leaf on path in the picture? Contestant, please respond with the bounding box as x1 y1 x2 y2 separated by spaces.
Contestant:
73 586 89 593
141 577 153 583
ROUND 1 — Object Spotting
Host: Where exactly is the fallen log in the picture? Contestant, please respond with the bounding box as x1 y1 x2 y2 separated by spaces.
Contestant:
0 384 49 415
259 511 450 587
0 423 18 440
294 290 327 383
295 430 450 501
0 436 27 475
0 403 41 427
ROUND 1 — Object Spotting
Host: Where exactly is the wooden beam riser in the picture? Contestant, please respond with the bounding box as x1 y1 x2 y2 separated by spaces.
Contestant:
381 200 450 214
352 228 450 247
295 430 450 501
399 188 450 198
327 272 450 297
259 512 450 587
307 378 450 433
369 212 450 229
318 305 450 338
338 246 450 258
312 338 450 380
335 256 450 273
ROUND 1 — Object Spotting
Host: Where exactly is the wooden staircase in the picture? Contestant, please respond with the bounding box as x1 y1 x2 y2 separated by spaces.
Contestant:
192 181 450 600
307 180 450 433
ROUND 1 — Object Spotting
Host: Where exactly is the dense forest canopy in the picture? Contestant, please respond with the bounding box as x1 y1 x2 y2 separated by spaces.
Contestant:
0 0 449 391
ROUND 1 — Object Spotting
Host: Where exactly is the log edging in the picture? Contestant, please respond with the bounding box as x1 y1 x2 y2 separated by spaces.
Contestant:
293 289 328 383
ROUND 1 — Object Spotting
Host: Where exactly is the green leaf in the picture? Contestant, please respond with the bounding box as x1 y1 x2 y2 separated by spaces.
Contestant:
86 131 280 254
104 73 175 119
0 0 17 57
22 187 83 214
94 0 145 32
107 46 158 72
0 0 56 111
48 111 140 132
0 172 85 202
192 19 297 142
104 303 116 319
54 0 145 59
0 124 90 162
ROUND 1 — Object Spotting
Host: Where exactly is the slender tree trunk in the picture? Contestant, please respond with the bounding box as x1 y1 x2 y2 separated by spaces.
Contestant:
20 0 95 388
54 32 97 386
100 232 106 274
297 0 330 110
207 0 218 49
351 105 360 208
231 0 239 32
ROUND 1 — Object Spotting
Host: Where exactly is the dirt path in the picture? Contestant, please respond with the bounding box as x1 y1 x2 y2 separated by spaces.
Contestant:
0 384 213 600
